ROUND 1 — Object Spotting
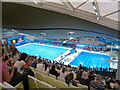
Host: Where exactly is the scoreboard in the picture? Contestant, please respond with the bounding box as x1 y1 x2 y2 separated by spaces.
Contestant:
7 35 26 46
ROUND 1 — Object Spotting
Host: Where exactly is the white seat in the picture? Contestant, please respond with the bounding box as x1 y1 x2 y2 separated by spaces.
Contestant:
55 80 68 88
45 75 56 87
36 72 45 82
28 75 54 89
0 83 6 89
2 82 17 90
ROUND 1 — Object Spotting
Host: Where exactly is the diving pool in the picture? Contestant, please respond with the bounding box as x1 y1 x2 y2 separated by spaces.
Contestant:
69 51 110 68
16 43 69 60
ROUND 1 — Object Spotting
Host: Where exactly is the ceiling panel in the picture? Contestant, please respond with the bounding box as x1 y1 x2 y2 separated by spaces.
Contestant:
97 0 118 16
69 0 87 8
77 1 95 14
106 12 118 21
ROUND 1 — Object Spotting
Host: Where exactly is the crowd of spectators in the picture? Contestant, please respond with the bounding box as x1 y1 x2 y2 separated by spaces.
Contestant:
36 38 116 53
0 40 120 90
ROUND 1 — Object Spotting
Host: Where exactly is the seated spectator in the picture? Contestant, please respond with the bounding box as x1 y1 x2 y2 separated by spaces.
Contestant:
65 72 78 87
10 44 19 57
90 75 105 90
45 63 51 75
79 71 90 86
49 65 60 77
88 71 95 82
31 58 38 68
3 41 11 55
59 67 67 79
75 69 83 81
37 60 44 71
2 55 29 90
105 80 112 89
14 53 27 72
113 80 120 90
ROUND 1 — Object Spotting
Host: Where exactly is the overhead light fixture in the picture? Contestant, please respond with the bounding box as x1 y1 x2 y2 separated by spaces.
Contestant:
116 46 119 48
68 32 75 35
97 17 100 20
40 33 47 35
93 6 96 10
69 37 74 40
33 0 38 4
95 12 98 16
92 1 100 20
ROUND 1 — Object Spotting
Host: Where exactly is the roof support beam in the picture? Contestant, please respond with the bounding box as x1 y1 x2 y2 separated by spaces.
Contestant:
104 10 120 17
92 0 101 20
75 0 89 10
61 0 74 11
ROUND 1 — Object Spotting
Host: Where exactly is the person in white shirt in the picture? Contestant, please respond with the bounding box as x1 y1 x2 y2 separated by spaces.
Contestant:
37 60 44 72
59 68 67 79
14 53 27 72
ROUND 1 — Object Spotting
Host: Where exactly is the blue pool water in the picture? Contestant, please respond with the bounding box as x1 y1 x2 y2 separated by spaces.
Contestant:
16 43 68 60
69 51 110 68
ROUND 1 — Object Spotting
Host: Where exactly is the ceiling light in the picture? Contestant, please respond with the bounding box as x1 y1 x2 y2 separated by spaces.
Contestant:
93 5 96 10
97 17 100 20
33 0 38 4
116 46 119 48
68 32 75 35
91 0 94 3
95 12 98 16
69 37 74 40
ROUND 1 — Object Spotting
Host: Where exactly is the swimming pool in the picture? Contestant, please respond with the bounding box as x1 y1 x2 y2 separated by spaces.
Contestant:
69 51 110 68
16 43 69 60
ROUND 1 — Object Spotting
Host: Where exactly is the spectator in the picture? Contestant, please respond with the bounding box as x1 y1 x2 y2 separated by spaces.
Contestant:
65 72 77 87
113 80 120 90
2 56 29 90
10 44 18 57
59 67 67 79
3 41 11 55
37 60 44 71
14 53 27 72
90 75 105 90
88 71 95 82
76 69 83 81
31 58 38 68
79 71 90 86
105 80 112 89
49 65 60 77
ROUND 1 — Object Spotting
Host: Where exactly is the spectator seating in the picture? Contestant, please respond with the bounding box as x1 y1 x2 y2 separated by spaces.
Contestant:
0 83 7 90
49 74 57 79
55 80 68 88
58 77 65 82
77 84 88 89
45 76 56 87
28 75 54 88
36 72 46 82
2 82 17 90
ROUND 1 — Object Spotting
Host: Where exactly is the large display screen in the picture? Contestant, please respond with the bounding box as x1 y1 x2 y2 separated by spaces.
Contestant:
11 39 18 43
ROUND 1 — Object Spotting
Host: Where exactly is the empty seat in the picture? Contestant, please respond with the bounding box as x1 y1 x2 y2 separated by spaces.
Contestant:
2 82 17 90
36 79 53 88
28 75 54 89
0 83 7 90
28 76 37 88
45 75 56 87
77 84 88 90
55 80 68 88
36 72 45 82
49 74 57 79
58 77 65 82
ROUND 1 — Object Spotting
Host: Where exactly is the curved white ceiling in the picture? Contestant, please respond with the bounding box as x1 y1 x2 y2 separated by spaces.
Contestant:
2 0 120 30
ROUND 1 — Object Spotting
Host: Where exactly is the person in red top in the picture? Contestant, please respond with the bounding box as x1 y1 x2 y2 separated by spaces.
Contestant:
2 53 29 90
